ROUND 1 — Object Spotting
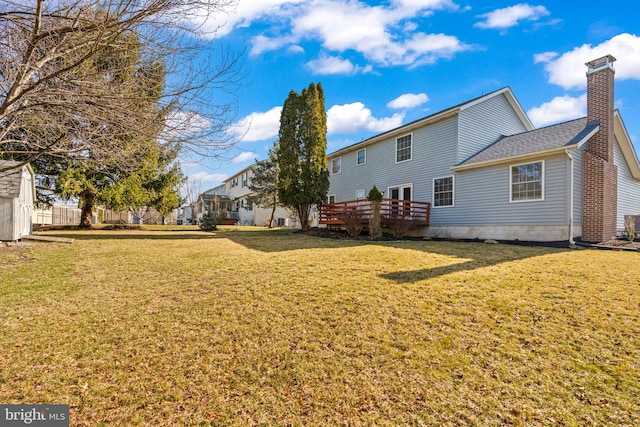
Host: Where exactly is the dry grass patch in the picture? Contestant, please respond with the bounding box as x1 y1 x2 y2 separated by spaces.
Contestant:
0 228 638 426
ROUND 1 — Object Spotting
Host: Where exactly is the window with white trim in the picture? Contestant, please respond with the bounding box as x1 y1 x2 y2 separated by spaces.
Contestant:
327 194 336 204
510 161 544 202
433 176 454 207
242 172 248 187
357 149 366 165
396 134 412 163
331 157 341 175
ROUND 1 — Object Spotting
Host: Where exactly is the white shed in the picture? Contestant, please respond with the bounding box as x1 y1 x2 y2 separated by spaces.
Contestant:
0 161 36 241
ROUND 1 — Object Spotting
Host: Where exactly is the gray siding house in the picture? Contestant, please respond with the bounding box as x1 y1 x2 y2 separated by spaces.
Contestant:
0 161 36 241
326 55 640 243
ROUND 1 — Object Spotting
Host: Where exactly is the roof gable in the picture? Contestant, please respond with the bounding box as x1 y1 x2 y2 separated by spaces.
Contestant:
0 161 34 198
328 87 532 158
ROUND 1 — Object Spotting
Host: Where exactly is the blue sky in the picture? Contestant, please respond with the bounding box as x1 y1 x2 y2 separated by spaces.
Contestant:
181 0 640 189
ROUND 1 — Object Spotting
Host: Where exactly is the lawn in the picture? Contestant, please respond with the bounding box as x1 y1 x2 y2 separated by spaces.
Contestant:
0 227 638 426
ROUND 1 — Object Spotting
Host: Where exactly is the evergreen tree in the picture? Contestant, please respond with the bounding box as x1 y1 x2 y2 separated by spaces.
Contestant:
198 209 218 231
277 83 329 230
247 143 280 228
367 185 383 239
38 30 181 227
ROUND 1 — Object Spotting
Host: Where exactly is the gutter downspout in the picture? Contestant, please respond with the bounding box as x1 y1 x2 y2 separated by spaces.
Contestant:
565 149 575 246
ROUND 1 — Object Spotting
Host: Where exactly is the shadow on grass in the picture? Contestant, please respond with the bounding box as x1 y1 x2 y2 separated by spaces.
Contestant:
36 231 217 241
37 227 569 283
381 243 568 283
217 228 569 284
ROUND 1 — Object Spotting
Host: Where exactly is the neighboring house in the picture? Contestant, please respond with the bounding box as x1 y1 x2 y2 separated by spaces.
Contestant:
226 166 256 225
225 165 298 227
176 206 192 225
194 184 236 225
325 55 640 243
0 161 36 241
195 166 297 227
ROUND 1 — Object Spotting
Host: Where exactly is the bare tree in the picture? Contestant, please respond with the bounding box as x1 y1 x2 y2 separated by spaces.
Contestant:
182 175 203 224
0 0 243 173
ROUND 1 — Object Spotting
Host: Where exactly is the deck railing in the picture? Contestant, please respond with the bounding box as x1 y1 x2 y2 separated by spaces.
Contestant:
319 198 430 227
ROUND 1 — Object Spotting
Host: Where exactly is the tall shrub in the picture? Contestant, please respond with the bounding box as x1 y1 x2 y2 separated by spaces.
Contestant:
277 83 329 230
368 186 383 238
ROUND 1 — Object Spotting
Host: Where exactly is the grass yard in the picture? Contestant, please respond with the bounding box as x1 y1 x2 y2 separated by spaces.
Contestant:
0 227 638 426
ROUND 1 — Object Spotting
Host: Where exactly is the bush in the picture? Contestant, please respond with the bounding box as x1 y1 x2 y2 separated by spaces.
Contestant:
340 207 365 238
367 186 383 238
367 186 383 203
199 210 218 231
624 215 635 242
383 212 414 239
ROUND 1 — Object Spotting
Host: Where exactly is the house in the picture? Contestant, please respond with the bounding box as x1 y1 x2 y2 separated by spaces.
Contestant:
194 184 236 225
195 165 297 227
227 165 299 227
324 55 640 243
0 161 36 241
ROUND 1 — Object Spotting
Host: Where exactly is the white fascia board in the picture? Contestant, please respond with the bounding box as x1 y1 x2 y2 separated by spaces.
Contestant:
614 111 640 179
451 145 580 172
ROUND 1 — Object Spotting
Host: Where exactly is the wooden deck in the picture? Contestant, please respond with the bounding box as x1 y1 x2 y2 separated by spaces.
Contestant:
319 198 430 227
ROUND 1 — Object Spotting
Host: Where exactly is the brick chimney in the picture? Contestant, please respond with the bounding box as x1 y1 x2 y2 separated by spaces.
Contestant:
582 55 618 242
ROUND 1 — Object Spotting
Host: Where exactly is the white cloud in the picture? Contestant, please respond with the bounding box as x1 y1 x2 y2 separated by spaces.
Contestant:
219 0 468 68
527 94 586 128
292 0 469 67
391 0 458 12
387 93 429 109
287 45 305 54
228 101 405 142
306 54 373 75
229 106 283 142
195 0 305 37
475 4 550 30
232 152 257 163
535 33 640 90
533 51 558 64
190 171 228 185
327 102 404 134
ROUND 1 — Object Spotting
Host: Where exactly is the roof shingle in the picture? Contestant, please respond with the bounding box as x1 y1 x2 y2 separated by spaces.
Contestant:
0 161 25 198
457 117 599 167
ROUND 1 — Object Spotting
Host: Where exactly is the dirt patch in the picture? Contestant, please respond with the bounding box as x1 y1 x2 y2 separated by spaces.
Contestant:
596 238 640 249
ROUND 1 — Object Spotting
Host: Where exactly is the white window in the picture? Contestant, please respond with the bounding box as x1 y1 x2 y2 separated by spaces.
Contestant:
242 172 248 187
396 134 412 163
230 177 238 188
331 157 342 175
433 176 454 207
510 161 544 202
357 149 366 165
327 194 336 204
355 189 365 200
